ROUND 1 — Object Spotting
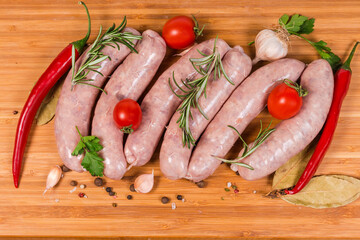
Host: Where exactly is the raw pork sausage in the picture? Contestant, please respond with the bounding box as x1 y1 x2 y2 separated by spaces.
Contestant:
186 58 306 182
91 30 166 179
160 46 252 180
55 28 140 172
238 59 333 180
125 38 230 168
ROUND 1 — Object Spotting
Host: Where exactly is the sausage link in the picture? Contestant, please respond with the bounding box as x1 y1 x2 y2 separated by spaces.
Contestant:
124 38 230 168
55 28 140 172
186 58 306 182
238 59 333 180
160 46 252 180
91 30 166 180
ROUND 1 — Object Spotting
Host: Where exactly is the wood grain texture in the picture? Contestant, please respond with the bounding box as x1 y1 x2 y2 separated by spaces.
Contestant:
1 0 360 238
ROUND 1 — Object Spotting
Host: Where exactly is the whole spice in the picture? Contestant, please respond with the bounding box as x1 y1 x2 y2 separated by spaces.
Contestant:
127 195 133 200
78 192 85 198
283 41 359 195
94 177 103 186
234 189 239 194
106 187 112 192
12 2 91 188
176 195 183 200
43 165 62 195
112 203 118 207
134 169 154 194
161 197 170 204
129 184 136 192
13 110 18 115
195 180 206 188
70 180 78 186
109 191 116 196
252 29 288 64
61 165 71 172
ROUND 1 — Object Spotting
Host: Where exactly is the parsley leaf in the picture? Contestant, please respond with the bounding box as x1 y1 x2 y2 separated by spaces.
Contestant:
311 40 342 70
82 136 103 152
72 141 85 156
298 18 315 34
81 151 104 177
71 126 104 176
279 14 341 71
279 14 314 34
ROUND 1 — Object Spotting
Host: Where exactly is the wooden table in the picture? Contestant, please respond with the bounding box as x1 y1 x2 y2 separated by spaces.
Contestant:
1 0 360 238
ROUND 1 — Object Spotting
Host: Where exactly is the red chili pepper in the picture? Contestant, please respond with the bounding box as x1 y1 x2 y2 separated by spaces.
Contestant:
12 2 91 188
284 41 359 195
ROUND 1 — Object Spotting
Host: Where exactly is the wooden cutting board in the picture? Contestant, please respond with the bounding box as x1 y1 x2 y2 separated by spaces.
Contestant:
1 0 360 238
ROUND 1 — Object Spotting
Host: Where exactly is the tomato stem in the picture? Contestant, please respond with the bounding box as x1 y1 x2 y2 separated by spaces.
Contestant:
284 79 308 97
120 125 134 134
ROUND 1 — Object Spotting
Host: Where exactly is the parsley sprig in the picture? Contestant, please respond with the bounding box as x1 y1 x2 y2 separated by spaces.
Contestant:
279 14 341 71
213 121 275 169
72 126 104 177
71 16 142 92
169 37 233 148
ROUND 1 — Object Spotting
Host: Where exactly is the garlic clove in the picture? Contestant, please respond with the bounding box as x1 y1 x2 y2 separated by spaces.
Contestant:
134 169 154 194
43 165 62 195
253 29 288 64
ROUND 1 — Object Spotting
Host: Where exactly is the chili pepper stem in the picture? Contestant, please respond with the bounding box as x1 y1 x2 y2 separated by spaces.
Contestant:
342 41 359 72
71 1 91 53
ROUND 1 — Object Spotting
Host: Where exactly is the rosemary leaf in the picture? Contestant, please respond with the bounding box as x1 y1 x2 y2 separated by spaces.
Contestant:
168 37 233 148
213 121 275 169
71 16 142 92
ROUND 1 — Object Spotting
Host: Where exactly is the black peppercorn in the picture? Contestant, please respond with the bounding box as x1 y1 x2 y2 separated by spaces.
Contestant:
176 195 183 200
61 165 71 172
161 196 170 204
129 184 135 192
70 180 78 186
127 195 133 200
13 110 18 115
106 187 112 192
94 177 103 187
109 191 115 196
195 180 206 188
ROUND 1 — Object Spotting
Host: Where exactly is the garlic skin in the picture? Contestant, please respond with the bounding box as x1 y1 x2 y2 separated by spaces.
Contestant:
43 165 62 195
253 29 288 64
134 169 154 194
230 163 238 172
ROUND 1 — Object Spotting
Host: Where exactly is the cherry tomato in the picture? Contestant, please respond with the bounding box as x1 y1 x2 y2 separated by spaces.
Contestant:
113 99 142 134
267 81 306 120
162 16 201 50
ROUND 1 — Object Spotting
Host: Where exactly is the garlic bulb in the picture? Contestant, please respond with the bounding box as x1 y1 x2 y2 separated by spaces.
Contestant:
253 29 288 65
134 169 154 193
43 165 62 195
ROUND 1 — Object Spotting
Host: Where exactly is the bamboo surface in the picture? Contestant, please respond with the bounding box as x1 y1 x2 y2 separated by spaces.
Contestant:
1 0 360 238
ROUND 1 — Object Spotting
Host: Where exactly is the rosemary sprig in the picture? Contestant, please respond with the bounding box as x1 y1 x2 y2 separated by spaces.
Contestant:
71 16 142 92
213 121 276 170
169 37 233 148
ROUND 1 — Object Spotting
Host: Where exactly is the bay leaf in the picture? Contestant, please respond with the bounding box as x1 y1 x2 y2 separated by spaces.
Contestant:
36 80 63 125
272 136 319 190
281 175 360 209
